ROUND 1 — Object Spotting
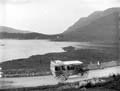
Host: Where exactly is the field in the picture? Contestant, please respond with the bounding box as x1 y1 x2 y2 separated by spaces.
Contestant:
0 45 118 77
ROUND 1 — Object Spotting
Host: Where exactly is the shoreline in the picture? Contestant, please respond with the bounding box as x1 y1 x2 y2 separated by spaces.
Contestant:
0 46 119 91
0 46 118 78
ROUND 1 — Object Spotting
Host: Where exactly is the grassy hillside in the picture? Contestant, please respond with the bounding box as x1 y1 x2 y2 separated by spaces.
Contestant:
62 8 120 43
0 26 59 40
0 32 58 40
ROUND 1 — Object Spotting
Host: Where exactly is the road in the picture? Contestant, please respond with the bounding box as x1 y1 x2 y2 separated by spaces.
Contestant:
0 66 120 89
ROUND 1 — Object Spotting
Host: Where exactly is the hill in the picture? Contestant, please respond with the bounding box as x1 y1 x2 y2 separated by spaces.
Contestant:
62 8 120 43
0 26 58 39
0 26 30 33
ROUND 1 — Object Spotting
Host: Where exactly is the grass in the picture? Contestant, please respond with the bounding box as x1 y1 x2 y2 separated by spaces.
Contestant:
0 46 118 77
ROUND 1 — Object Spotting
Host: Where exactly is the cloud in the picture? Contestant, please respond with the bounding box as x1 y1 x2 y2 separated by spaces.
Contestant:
115 0 120 2
110 0 120 7
8 0 30 4
109 0 120 4
1 0 120 34
0 0 31 4
82 0 120 10
0 0 6 3
83 0 120 4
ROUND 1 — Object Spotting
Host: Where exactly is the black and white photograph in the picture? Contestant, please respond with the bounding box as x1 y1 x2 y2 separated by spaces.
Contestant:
0 0 120 91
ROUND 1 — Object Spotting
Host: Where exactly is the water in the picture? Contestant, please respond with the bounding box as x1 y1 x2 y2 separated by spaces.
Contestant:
0 39 90 62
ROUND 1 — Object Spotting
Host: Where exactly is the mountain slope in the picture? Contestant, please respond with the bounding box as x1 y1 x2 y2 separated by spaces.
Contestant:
0 26 30 33
0 26 58 39
62 8 120 43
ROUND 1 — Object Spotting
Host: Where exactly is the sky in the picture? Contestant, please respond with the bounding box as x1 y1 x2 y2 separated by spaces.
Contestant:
0 0 120 34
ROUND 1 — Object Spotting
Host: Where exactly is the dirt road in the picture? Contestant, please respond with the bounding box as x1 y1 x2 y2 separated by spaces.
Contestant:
0 66 120 89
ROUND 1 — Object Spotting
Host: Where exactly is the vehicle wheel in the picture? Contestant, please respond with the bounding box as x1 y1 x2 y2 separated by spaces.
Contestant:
83 71 88 78
59 75 67 82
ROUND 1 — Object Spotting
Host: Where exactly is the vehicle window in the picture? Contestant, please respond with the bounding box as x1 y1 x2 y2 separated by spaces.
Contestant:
67 66 70 70
61 66 66 71
67 65 74 70
71 65 75 70
55 66 60 71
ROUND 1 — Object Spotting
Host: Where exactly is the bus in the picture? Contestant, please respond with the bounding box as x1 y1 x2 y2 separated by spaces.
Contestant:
50 60 89 81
